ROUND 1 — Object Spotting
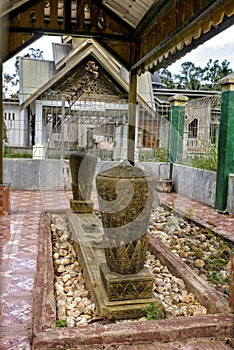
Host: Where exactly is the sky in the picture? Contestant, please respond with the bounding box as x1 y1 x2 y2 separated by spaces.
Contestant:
3 24 234 76
169 24 234 74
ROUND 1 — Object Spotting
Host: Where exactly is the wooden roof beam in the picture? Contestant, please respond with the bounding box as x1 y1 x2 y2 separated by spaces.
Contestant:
133 0 234 73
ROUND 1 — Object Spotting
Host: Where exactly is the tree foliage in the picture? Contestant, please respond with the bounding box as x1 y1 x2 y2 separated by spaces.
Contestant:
3 48 44 98
202 59 233 91
158 68 176 88
159 59 233 91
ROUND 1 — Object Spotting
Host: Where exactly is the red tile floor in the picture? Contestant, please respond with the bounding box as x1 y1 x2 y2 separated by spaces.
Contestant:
0 190 233 349
0 191 72 349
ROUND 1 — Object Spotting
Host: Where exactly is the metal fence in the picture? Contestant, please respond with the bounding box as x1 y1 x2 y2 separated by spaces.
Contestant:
3 94 170 162
183 94 221 169
3 93 220 167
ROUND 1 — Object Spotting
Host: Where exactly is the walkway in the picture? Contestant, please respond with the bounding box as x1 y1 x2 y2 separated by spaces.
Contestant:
0 190 233 349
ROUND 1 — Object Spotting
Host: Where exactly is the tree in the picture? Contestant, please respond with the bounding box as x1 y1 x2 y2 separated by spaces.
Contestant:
174 61 203 90
3 48 44 98
158 68 176 88
158 59 233 91
201 59 233 91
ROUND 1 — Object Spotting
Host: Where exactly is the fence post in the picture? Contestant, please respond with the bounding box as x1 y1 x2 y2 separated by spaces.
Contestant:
168 95 188 163
215 74 234 211
61 94 65 160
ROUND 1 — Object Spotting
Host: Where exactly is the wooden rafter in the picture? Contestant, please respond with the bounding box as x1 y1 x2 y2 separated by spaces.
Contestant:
1 0 132 64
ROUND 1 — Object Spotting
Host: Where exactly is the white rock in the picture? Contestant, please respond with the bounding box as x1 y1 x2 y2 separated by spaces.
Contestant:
64 280 72 287
76 317 88 326
67 316 75 327
85 303 96 316
193 306 207 316
57 265 65 273
61 258 71 266
54 259 61 266
194 259 205 269
53 252 60 260
59 249 67 257
60 234 70 242
57 299 66 307
67 290 74 297
62 274 70 283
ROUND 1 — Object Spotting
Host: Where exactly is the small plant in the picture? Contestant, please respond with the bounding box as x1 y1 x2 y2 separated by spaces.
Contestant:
3 122 8 143
144 302 161 320
204 228 214 239
185 208 194 219
211 258 227 271
138 147 168 162
184 139 218 171
209 271 230 285
55 319 67 327
165 200 175 216
4 146 32 158
194 249 204 259
167 219 174 227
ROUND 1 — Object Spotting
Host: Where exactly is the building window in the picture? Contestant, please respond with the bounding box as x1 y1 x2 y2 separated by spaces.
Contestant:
188 118 198 138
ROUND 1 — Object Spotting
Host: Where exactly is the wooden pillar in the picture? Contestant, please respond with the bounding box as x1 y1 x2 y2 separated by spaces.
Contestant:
0 60 10 214
215 75 234 211
127 70 137 165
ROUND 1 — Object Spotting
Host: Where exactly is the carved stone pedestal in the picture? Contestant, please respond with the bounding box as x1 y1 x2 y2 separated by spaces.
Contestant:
67 210 163 320
70 199 94 213
69 152 97 214
100 262 154 301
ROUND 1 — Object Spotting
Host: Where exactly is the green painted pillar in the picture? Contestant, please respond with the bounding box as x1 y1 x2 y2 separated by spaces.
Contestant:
168 95 188 163
215 75 234 211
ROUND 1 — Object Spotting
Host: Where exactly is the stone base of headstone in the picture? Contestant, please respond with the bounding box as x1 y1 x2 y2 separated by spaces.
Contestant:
67 210 164 320
70 199 94 213
100 262 154 302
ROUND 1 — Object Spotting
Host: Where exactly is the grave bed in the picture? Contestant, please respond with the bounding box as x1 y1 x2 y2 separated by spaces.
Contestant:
32 210 233 349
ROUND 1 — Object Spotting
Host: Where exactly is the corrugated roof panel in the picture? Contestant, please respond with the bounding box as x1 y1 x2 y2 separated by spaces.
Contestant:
52 43 72 65
19 58 55 104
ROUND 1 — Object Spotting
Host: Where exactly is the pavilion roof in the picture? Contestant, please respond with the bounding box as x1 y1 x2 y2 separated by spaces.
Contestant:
1 0 234 74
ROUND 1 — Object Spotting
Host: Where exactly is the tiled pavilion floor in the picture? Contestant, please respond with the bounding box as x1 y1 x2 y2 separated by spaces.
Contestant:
0 190 233 349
